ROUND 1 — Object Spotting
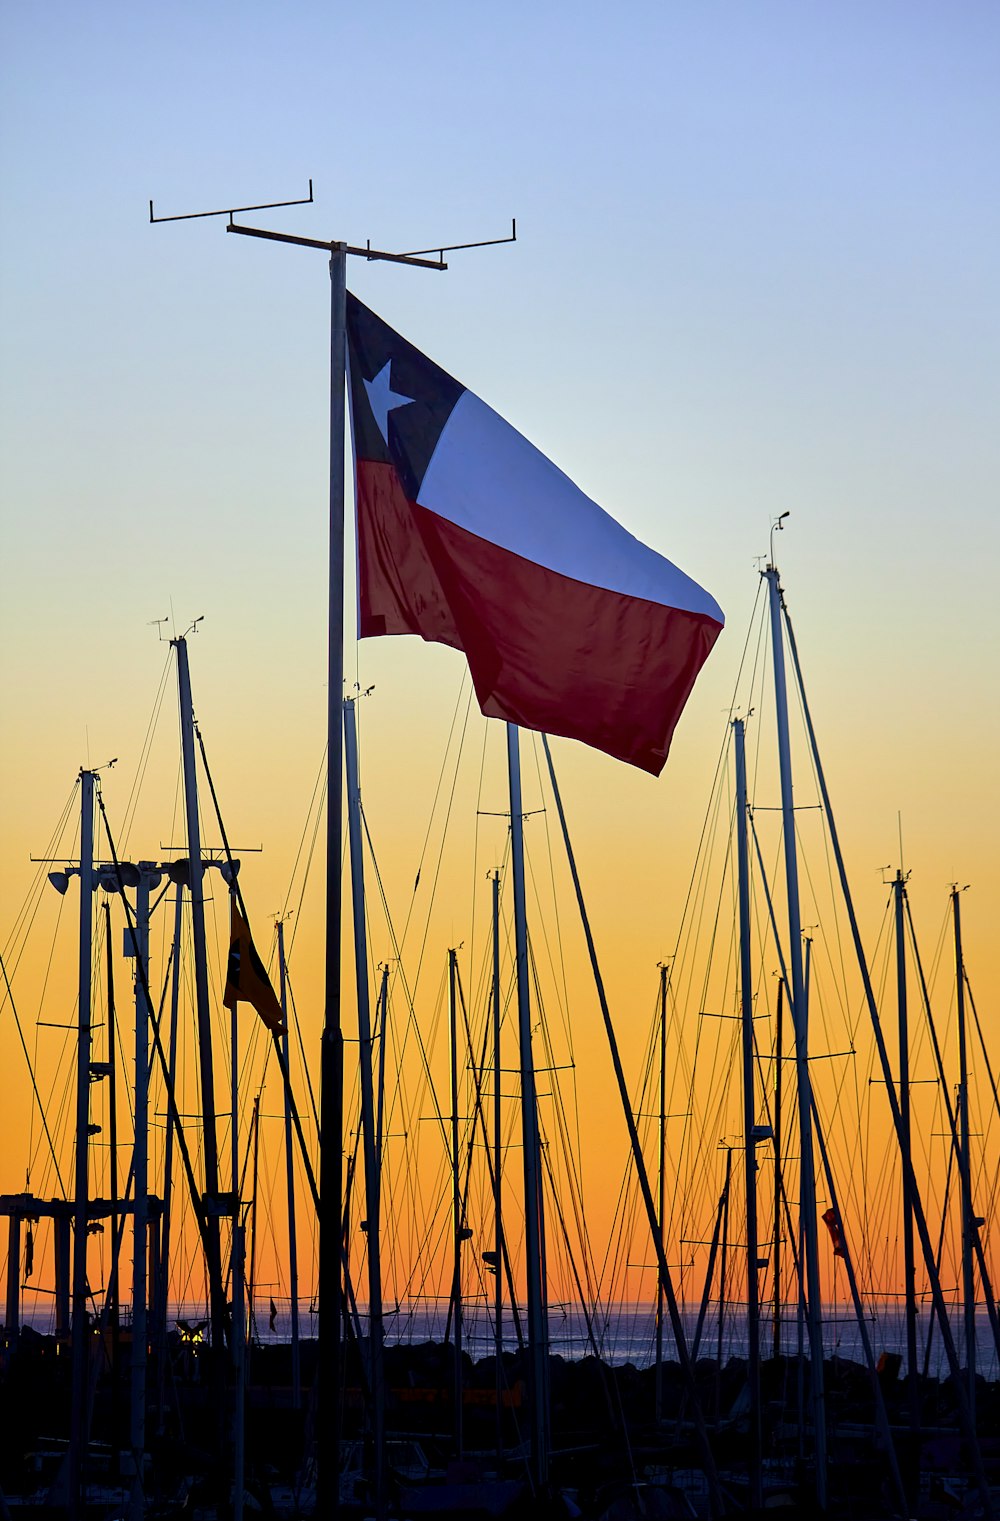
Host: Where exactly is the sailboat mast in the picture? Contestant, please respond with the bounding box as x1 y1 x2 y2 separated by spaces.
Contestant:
376 965 388 1176
692 1169 726 1361
655 961 667 1426
773 976 784 1360
103 902 119 1339
173 636 225 1351
232 1221 246 1521
734 718 762 1507
343 695 385 1513
764 565 828 1507
156 882 184 1421
506 723 550 1487
491 869 504 1462
953 887 976 1422
69 768 95 1521
276 920 301 1409
230 994 240 1252
129 867 154 1518
448 947 465 1457
906 899 1000 1368
249 1095 260 1341
717 1146 731 1385
893 872 919 1429
540 734 725 1513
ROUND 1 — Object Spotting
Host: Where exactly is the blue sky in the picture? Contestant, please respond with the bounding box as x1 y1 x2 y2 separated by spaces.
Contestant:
2 0 998 930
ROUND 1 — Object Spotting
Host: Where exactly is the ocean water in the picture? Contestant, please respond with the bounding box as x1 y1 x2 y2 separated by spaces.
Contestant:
17 1297 996 1381
246 1300 999 1381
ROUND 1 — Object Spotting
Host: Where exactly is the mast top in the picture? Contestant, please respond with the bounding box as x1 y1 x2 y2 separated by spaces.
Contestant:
149 181 516 272
768 510 790 570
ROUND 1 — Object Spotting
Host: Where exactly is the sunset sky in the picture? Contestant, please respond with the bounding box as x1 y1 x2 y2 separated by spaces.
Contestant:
1 4 998 1335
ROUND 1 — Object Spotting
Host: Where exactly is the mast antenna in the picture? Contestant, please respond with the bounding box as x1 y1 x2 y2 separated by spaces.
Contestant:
769 511 790 568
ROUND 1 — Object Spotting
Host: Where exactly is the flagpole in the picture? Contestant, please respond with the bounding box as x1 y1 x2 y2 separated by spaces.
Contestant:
318 241 347 1521
157 205 505 1518
216 222 454 1520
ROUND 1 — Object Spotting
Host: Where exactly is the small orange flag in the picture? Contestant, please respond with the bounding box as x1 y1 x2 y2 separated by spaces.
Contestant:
223 899 284 1033
822 1207 846 1259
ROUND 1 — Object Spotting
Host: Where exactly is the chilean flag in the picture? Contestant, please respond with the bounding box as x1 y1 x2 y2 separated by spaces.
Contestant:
346 294 724 775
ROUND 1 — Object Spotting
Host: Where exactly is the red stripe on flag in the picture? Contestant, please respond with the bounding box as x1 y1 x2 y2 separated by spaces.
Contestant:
356 458 461 646
356 461 721 774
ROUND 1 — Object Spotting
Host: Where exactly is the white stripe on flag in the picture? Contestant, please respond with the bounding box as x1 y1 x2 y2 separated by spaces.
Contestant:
416 390 722 622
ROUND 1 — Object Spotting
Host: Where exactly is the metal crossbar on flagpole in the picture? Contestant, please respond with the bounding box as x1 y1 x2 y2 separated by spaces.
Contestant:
151 187 515 1519
149 181 316 223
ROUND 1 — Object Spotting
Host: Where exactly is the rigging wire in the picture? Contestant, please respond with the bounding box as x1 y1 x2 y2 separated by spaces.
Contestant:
119 647 174 854
0 947 67 1196
283 742 328 958
396 672 471 961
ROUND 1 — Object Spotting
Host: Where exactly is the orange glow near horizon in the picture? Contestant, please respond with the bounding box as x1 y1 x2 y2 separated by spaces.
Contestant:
2 598 996 1359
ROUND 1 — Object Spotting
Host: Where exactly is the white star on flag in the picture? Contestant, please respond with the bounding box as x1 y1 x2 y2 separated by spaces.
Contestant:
363 360 414 443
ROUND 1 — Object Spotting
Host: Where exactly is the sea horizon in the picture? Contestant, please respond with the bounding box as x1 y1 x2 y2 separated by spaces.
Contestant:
17 1297 997 1382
